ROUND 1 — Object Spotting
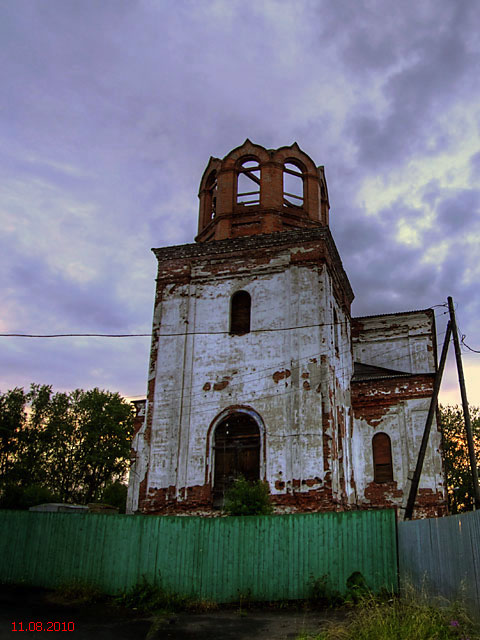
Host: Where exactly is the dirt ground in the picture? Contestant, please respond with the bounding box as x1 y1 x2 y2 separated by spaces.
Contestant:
0 584 345 640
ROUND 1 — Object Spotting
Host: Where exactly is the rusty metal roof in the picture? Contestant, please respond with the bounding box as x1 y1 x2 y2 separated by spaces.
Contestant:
351 361 414 382
352 308 434 320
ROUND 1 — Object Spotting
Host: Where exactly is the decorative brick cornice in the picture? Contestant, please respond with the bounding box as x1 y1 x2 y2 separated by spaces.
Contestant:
152 227 354 306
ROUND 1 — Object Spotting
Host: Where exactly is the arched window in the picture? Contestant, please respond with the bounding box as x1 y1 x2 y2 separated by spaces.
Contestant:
213 412 260 503
230 290 251 335
283 161 304 207
237 159 260 205
206 170 217 220
372 433 394 483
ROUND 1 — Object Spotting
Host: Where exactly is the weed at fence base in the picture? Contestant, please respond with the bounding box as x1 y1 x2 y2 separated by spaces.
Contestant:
296 590 479 640
53 580 106 606
113 577 218 614
307 571 375 608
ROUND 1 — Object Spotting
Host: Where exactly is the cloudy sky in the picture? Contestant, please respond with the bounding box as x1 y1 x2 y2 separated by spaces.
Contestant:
1 0 479 407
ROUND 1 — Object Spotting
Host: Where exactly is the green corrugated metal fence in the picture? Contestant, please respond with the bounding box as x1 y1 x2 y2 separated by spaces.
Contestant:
0 509 397 601
398 510 480 617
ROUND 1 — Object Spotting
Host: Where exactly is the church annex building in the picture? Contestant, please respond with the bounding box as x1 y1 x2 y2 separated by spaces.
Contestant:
127 140 446 519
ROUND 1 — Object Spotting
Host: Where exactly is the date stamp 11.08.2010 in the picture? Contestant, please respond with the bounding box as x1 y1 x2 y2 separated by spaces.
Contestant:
11 621 74 632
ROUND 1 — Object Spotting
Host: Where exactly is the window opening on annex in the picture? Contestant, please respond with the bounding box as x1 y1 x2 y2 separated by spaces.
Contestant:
213 412 260 507
372 432 394 483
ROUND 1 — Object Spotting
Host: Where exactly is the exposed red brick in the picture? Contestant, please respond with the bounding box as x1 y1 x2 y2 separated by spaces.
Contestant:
137 475 148 509
352 375 434 427
364 481 403 508
337 406 345 438
414 489 448 518
304 477 321 487
271 483 337 513
272 369 291 383
132 403 145 438
140 484 213 514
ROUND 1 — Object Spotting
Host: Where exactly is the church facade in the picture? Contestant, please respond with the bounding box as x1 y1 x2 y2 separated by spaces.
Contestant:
127 140 447 518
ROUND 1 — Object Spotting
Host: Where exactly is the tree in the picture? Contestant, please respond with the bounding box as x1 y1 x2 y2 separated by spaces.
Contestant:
0 387 28 482
102 481 128 513
70 388 134 503
440 404 480 514
0 385 134 508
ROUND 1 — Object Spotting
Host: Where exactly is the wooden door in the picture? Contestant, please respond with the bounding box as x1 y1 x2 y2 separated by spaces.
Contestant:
213 413 260 503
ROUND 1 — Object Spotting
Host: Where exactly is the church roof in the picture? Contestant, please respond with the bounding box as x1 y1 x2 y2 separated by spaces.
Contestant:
352 361 414 382
352 308 434 320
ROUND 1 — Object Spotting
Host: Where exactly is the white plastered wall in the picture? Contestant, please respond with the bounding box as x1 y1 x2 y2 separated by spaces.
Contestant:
142 250 353 501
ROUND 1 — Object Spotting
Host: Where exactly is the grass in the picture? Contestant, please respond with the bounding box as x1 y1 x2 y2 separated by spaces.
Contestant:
36 577 480 639
52 577 218 615
113 577 218 614
296 591 479 640
53 580 106 605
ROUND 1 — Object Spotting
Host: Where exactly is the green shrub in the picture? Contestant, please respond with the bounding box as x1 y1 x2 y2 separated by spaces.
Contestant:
21 485 61 509
115 578 189 613
307 575 343 608
101 482 128 513
0 484 24 509
344 571 370 604
0 484 60 510
224 477 273 516
114 577 217 613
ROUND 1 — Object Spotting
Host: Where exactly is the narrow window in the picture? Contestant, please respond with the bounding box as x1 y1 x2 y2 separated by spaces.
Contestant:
230 290 251 335
237 159 260 205
372 433 394 483
206 170 217 220
283 162 304 207
333 309 339 355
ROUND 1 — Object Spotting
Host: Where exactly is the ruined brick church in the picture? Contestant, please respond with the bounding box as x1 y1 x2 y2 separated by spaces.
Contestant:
127 140 446 518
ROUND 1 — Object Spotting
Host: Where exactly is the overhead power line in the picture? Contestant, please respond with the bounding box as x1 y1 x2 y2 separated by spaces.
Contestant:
461 336 480 354
0 333 151 338
0 305 448 339
0 322 355 338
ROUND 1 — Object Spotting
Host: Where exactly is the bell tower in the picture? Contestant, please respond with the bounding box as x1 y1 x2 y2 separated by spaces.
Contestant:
196 140 330 242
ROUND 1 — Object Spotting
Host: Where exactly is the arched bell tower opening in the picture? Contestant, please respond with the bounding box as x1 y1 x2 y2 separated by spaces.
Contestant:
212 410 261 506
236 158 261 205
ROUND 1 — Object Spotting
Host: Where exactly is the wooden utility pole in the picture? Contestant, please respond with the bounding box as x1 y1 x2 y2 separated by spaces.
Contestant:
404 321 452 520
447 296 480 509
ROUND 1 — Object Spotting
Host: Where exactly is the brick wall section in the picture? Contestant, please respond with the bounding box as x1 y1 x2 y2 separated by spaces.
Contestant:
351 374 435 427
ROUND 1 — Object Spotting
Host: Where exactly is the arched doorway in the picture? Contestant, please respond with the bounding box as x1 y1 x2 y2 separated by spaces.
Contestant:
213 411 261 506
